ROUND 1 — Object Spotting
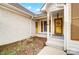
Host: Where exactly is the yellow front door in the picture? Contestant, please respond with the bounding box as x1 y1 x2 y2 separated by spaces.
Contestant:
36 22 38 33
54 18 63 35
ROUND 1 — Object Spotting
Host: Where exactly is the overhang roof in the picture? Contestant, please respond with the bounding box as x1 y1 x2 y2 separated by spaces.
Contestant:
9 3 46 17
0 3 46 18
9 3 36 16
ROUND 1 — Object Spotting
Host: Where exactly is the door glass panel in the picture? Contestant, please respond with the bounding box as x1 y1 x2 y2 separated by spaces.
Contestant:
56 27 62 33
36 22 38 33
44 21 47 32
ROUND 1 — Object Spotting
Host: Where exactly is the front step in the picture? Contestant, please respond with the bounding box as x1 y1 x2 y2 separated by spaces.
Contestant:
46 37 64 50
38 46 66 55
38 37 65 55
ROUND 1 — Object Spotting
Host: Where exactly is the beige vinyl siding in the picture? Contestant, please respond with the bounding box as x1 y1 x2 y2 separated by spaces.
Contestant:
0 7 35 45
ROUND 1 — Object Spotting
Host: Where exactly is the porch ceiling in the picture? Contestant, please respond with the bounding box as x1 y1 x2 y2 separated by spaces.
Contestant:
51 9 64 17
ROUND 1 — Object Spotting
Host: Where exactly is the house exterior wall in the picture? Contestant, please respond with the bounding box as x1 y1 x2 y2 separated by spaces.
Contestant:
64 3 79 54
0 7 35 45
52 12 64 35
45 4 64 35
30 20 36 36
67 3 79 53
36 11 64 35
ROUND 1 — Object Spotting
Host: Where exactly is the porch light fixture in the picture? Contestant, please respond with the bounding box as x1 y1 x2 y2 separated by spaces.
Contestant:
57 13 59 18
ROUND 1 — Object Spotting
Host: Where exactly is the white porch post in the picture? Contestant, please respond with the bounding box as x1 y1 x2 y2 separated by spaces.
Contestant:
47 12 50 39
64 4 71 51
51 13 53 37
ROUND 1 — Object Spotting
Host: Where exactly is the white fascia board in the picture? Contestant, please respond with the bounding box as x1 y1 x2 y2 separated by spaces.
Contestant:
50 8 64 13
34 16 47 19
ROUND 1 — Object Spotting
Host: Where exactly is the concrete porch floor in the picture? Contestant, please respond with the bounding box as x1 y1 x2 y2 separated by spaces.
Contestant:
38 46 66 55
46 36 64 49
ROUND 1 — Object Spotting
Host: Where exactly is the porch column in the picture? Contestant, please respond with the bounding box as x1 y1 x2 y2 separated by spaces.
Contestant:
47 12 50 38
50 13 54 35
52 16 54 35
51 13 53 37
64 4 71 51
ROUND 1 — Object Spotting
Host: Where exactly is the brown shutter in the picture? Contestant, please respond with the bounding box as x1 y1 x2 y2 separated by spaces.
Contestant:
71 4 79 41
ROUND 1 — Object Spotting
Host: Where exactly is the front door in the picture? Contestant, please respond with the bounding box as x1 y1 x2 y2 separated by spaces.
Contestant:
54 18 63 35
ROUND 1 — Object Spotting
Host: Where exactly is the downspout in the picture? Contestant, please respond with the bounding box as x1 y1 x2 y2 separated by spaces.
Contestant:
30 16 34 37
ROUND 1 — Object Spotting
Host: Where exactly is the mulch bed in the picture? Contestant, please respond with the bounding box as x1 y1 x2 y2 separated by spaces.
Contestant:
0 36 47 55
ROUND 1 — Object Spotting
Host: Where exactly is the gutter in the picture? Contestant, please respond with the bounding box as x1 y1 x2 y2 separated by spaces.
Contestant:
0 3 34 17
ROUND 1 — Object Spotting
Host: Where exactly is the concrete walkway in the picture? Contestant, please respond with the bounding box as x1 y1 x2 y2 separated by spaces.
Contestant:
38 36 66 55
38 46 66 55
